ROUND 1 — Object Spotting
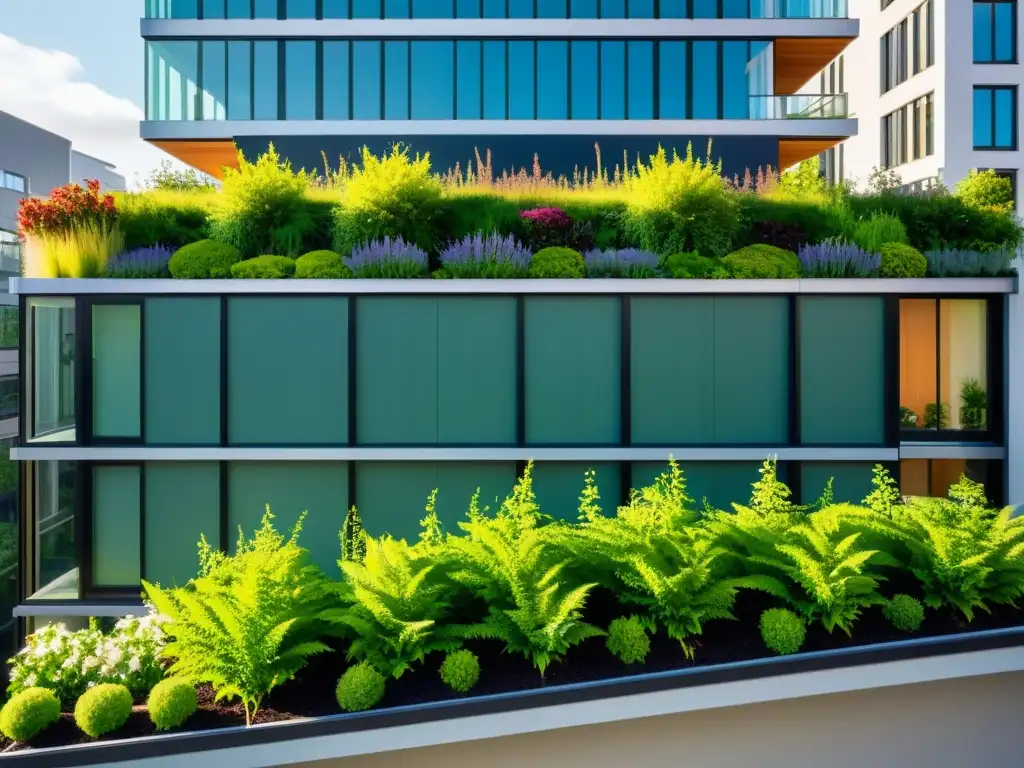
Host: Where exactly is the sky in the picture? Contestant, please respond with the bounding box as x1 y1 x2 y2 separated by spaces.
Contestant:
0 1 183 188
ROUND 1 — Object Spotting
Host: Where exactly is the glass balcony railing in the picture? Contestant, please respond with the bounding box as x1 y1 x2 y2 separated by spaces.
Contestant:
145 0 848 19
750 94 849 120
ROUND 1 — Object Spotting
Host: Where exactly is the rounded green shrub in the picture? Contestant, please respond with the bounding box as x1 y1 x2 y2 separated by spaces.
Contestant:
229 254 296 279
295 249 352 279
439 650 481 693
146 678 197 732
884 594 925 633
0 687 61 742
722 244 802 279
74 683 133 738
760 608 806 656
665 251 731 279
529 247 585 278
606 616 651 665
879 243 927 278
852 212 908 252
168 239 241 279
336 663 386 713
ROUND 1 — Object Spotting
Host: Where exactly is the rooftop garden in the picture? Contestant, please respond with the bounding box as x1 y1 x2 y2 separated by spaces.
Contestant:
14 145 1023 281
3 460 1023 751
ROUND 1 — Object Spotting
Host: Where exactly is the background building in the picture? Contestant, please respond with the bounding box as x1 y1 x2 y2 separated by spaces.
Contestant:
140 0 859 180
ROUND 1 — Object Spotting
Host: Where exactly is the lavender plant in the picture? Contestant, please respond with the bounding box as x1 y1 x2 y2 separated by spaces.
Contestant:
345 236 429 278
106 245 174 278
798 239 881 278
439 231 531 278
584 248 660 278
924 248 1012 277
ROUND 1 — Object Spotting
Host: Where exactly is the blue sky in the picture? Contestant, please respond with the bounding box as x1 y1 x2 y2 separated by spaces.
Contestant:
0 1 174 185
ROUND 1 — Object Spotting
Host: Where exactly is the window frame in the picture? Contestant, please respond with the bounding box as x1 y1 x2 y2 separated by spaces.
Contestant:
973 85 1019 150
974 0 1019 64
0 170 27 195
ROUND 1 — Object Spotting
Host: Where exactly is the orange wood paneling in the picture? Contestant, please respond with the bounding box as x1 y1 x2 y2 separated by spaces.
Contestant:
899 459 930 497
778 138 844 171
899 299 937 424
774 37 855 95
931 459 967 496
939 299 952 412
148 139 240 180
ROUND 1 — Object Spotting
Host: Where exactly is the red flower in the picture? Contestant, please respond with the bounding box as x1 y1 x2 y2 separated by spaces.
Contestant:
17 179 118 237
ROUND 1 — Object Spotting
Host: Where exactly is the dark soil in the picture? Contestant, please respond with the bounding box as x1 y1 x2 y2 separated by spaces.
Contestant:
3 591 1023 754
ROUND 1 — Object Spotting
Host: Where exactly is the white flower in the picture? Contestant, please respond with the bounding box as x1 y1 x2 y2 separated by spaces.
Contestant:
100 665 112 676
24 674 35 687
33 645 47 658
106 646 123 665
61 657 75 669
128 656 141 673
82 656 100 671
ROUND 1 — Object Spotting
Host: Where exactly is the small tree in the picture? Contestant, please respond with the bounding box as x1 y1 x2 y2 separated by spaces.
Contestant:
954 169 1015 214
145 160 216 191
866 166 903 195
778 156 828 200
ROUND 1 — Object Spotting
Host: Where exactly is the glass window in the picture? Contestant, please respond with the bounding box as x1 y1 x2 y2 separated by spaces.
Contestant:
0 440 19 662
628 0 653 15
722 41 750 119
627 41 653 119
29 298 75 443
456 41 482 118
974 1 1018 63
661 0 685 15
722 0 747 16
692 41 719 119
692 0 717 16
203 0 227 17
571 0 598 14
386 0 410 15
508 41 535 119
571 41 598 119
353 41 382 118
659 40 687 119
253 0 278 16
412 41 454 119
227 40 252 120
457 0 480 15
482 41 506 119
509 0 531 15
92 305 141 439
974 86 1017 149
0 171 26 194
537 42 568 119
0 307 18 350
146 41 199 121
323 0 350 15
30 461 78 600
286 0 317 15
412 0 450 15
900 299 990 434
384 41 410 119
202 40 227 121
602 0 625 16
352 0 381 16
600 41 626 119
900 459 1001 503
539 0 567 16
227 0 251 16
0 376 17 420
323 41 351 119
169 0 199 16
253 41 279 120
483 0 505 16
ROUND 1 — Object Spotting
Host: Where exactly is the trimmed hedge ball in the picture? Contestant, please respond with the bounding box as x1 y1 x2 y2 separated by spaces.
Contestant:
336 664 386 713
168 239 241 279
439 650 481 693
147 678 198 731
760 608 806 656
74 683 133 738
884 594 925 633
0 687 61 742
606 616 651 665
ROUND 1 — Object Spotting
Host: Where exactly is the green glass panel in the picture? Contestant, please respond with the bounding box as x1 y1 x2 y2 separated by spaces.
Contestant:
525 297 620 444
435 462 516 527
145 298 221 445
630 460 717 511
228 462 348 573
92 305 141 438
355 462 440 540
437 298 517 444
144 463 220 587
800 297 885 445
532 462 621 521
801 462 874 506
228 298 348 444
92 465 141 586
357 298 438 444
714 298 789 443
630 298 714 444
628 461 763 512
711 462 765 511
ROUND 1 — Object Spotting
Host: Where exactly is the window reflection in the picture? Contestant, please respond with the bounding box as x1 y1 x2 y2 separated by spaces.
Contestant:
0 376 18 421
146 41 199 121
31 461 78 601
286 41 317 119
30 299 75 443
900 459 1000 503
0 307 18 350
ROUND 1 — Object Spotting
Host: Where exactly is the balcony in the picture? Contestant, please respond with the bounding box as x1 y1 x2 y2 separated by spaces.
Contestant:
751 93 849 120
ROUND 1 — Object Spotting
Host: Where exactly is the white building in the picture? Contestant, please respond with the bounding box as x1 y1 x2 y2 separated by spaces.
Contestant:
815 0 1022 209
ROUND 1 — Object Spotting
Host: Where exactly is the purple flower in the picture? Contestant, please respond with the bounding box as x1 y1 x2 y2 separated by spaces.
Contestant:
107 245 174 278
440 232 531 278
346 236 428 278
924 249 1011 277
798 239 881 278
584 248 659 278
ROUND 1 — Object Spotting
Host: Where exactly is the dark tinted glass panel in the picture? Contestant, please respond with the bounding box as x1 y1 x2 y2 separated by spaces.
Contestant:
692 41 719 119
203 0 227 17
602 0 626 16
482 41 507 118
323 41 351 119
537 41 568 119
286 0 316 15
628 0 653 16
386 0 411 15
170 0 199 16
692 0 716 15
627 41 653 118
974 88 994 146
571 41 599 119
659 40 687 118
456 41 482 118
412 0 451 16
974 3 993 61
227 41 252 119
353 41 382 118
661 0 685 14
384 42 409 119
285 41 316 119
509 0 532 16
352 0 380 16
995 2 1016 61
722 0 747 16
538 0 567 16
456 0 480 15
253 0 277 16
412 41 455 119
323 0 350 15
483 0 504 15
601 41 626 119
571 0 598 13
722 41 750 119
227 0 251 16
508 41 535 119
996 87 1016 146
252 41 278 120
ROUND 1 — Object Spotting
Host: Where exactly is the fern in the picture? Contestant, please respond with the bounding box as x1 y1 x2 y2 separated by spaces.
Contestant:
341 506 367 564
326 535 461 679
417 489 446 555
863 463 901 519
143 506 329 725
750 507 891 635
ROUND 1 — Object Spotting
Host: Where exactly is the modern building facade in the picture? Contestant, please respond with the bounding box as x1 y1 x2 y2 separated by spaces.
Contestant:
141 0 859 179
812 0 1024 209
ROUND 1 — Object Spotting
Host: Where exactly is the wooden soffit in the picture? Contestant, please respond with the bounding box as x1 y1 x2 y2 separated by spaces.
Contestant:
779 137 843 171
148 139 240 180
774 37 854 95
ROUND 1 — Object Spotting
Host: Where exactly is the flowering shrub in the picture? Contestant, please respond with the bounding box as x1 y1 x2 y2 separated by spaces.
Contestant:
520 207 573 250
7 614 167 704
106 245 175 278
797 239 881 278
17 180 116 237
439 231 531 278
346 236 429 278
583 248 659 278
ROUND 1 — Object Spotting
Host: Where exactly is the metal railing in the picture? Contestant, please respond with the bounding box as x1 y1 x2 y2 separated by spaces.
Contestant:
749 93 849 120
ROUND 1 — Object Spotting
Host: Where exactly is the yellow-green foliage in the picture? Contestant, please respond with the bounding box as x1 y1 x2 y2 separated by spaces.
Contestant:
722 244 801 278
146 678 197 731
295 249 351 278
878 243 927 278
143 507 331 726
884 594 925 632
955 169 1015 214
168 239 241 279
74 683 132 738
229 254 296 279
852 212 908 252
439 649 481 693
529 247 585 278
606 616 651 664
759 608 806 655
24 222 123 278
332 144 442 253
0 687 61 742
336 663 386 712
114 189 215 250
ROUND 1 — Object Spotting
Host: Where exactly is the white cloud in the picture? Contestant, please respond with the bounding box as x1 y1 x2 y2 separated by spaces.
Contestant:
0 33 185 190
